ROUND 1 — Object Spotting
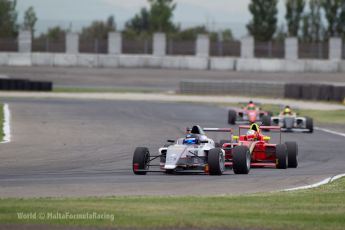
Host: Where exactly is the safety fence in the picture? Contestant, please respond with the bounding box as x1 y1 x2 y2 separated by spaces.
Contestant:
1 36 344 60
298 42 329 60
123 39 153 54
255 41 285 59
32 38 65 53
0 38 17 52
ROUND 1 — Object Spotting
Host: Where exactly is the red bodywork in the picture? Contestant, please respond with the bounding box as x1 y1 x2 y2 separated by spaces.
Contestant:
237 106 270 124
223 125 281 168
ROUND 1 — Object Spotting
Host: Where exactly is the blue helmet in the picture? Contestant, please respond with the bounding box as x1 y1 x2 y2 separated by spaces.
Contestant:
183 134 199 145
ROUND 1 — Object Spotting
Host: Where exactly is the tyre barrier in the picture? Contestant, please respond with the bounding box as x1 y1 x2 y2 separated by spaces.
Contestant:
285 83 345 102
0 79 53 91
180 81 345 102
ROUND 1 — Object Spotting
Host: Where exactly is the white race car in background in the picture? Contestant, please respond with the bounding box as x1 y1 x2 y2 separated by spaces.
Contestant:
132 125 249 175
270 113 314 133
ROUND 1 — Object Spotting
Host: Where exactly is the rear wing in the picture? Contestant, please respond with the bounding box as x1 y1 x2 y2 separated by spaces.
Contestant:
238 125 282 143
203 128 233 133
238 125 281 131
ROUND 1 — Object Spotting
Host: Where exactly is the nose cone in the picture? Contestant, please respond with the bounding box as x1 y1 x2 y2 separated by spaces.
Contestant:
248 112 257 123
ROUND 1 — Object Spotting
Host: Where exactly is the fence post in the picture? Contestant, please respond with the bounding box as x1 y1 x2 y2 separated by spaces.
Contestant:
18 30 32 53
108 32 122 55
329 37 342 60
241 36 254 58
196 34 209 57
66 32 79 54
285 37 298 60
153 33 166 56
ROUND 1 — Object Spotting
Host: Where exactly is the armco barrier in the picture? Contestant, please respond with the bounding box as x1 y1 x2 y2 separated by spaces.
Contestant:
0 79 53 91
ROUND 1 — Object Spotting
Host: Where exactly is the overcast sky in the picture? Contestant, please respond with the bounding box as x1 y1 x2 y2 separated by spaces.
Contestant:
16 0 286 38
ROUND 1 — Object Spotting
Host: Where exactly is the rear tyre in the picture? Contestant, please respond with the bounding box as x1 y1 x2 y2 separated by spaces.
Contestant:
228 110 237 125
261 115 271 132
208 148 225 175
305 117 313 133
133 147 150 175
285 142 298 168
276 144 288 169
233 146 251 174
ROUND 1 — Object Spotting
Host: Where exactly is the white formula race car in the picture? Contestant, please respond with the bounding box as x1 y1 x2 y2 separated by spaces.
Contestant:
132 125 249 175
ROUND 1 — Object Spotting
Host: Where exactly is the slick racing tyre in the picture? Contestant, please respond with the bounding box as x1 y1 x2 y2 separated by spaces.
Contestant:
233 146 251 174
208 148 225 175
228 110 237 125
276 144 288 169
261 115 271 130
305 116 314 133
285 142 298 168
133 147 150 175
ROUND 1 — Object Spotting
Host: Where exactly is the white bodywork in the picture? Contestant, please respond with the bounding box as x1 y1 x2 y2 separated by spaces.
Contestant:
159 136 219 170
271 115 309 132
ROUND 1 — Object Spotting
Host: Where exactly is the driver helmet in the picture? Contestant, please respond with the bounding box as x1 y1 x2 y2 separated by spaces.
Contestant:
183 134 199 145
283 107 292 115
248 101 256 110
246 130 257 141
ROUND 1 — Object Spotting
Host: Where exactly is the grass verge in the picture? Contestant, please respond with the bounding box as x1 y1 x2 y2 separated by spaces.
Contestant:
0 178 345 230
0 103 4 141
53 87 162 94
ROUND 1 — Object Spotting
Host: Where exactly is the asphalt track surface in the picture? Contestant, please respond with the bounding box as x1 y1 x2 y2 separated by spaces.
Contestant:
2 66 345 91
0 98 344 197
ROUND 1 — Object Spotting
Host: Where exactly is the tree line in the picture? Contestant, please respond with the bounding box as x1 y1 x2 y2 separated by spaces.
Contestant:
249 0 345 42
0 0 344 42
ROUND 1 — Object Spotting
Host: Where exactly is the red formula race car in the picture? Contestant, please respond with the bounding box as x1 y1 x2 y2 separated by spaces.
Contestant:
222 123 298 174
228 101 272 125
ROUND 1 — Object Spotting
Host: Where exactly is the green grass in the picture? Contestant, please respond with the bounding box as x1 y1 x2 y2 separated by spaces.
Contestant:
1 178 345 229
53 87 162 94
0 103 4 141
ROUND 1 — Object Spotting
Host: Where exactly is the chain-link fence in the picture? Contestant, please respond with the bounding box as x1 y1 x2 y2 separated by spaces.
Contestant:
0 38 18 52
210 41 241 57
255 41 285 58
1 36 345 60
166 39 195 55
79 39 107 54
32 38 65 52
298 42 329 59
123 38 152 54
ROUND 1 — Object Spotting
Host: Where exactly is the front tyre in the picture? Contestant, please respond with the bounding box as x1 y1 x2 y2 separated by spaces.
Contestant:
228 110 237 125
133 147 150 175
208 148 225 175
262 115 271 127
276 144 288 169
305 117 313 133
232 146 251 174
285 142 298 168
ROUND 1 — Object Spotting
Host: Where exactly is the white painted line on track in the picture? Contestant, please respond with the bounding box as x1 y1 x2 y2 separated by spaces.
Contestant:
284 174 345 191
314 126 345 138
1 103 11 143
283 127 345 192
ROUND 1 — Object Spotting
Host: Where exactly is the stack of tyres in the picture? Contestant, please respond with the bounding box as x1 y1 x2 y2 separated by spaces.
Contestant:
0 79 53 91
